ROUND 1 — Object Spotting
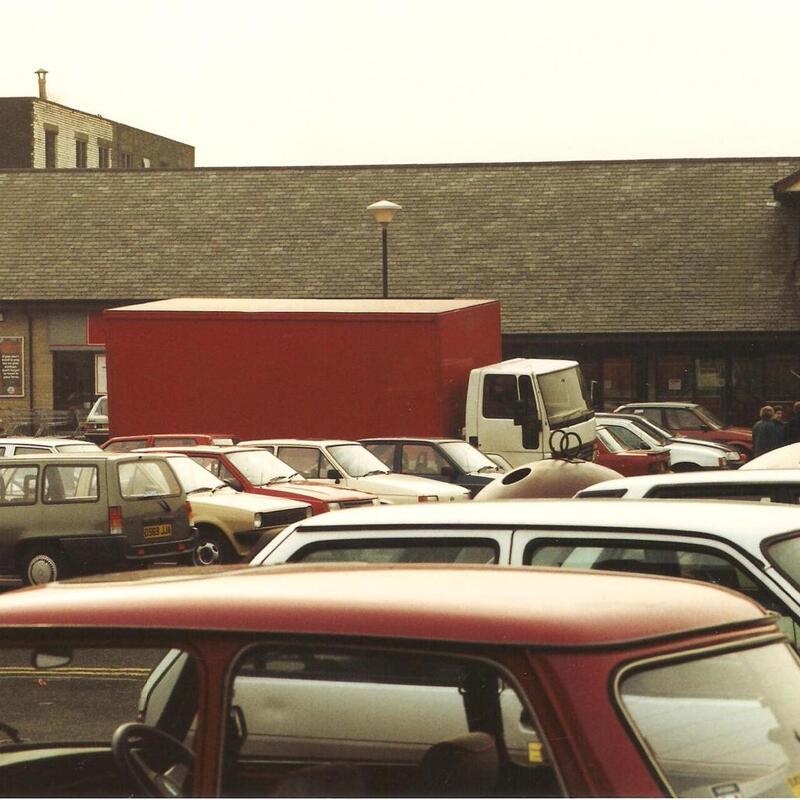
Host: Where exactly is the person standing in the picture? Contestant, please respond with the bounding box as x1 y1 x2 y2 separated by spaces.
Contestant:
784 401 800 445
752 405 781 457
773 407 786 445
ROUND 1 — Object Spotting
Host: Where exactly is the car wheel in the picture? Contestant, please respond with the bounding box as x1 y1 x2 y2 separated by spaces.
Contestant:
21 545 70 585
192 528 236 566
671 462 701 472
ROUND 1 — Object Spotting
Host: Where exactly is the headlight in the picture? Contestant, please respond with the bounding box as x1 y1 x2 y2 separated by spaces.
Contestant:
327 502 341 511
418 495 438 503
254 513 263 528
725 451 741 461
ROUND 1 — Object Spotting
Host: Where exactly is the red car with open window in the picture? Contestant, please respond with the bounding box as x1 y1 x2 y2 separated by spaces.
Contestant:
595 425 671 476
0 563 796 797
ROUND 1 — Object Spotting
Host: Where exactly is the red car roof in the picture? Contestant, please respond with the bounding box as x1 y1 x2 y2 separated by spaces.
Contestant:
0 564 767 648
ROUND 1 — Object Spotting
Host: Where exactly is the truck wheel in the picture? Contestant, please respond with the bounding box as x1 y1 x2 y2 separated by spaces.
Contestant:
21 545 70 585
192 529 235 566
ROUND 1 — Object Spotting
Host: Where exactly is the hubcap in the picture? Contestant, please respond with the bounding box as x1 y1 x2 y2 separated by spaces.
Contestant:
194 541 220 566
28 554 57 584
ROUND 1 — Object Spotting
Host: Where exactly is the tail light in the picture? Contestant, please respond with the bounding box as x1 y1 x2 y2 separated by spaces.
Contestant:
109 506 123 535
184 500 194 524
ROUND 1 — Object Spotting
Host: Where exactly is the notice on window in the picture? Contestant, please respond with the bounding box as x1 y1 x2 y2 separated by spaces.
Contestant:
668 378 682 391
0 337 23 397
95 353 107 395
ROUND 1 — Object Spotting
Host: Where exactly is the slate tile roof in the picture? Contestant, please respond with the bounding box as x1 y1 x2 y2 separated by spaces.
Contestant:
1 158 799 334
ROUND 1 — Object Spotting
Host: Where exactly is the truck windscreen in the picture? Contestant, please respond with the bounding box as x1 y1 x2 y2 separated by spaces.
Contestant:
538 367 592 426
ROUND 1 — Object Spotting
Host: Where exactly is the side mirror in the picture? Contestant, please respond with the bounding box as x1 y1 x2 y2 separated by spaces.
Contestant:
32 648 72 670
224 478 243 492
440 464 456 479
326 468 343 482
698 424 710 432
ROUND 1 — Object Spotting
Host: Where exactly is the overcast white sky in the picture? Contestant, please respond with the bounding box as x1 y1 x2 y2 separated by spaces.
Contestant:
2 0 799 167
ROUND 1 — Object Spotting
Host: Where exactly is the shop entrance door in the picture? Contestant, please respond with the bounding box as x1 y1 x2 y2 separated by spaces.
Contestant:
52 351 97 410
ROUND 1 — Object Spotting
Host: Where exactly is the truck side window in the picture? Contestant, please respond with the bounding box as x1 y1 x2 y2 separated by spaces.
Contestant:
482 375 518 419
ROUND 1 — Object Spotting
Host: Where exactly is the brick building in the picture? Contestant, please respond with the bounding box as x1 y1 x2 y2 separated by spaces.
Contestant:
0 158 798 426
0 71 193 170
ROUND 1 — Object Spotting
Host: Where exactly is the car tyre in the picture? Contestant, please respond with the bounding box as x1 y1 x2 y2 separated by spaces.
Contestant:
192 528 236 566
671 462 701 472
20 544 70 585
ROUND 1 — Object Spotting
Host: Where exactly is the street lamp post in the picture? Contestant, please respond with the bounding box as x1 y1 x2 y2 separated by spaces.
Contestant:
367 200 402 298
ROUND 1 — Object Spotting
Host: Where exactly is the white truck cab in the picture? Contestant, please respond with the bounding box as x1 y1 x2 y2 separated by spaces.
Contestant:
465 359 596 467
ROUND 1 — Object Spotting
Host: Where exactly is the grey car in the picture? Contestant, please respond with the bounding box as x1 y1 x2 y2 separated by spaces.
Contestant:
0 453 196 584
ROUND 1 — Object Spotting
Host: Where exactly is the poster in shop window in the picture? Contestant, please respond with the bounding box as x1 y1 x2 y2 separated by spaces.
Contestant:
0 337 24 397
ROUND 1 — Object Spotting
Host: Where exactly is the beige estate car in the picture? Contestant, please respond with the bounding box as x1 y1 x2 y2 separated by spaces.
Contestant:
0 453 196 584
142 452 312 565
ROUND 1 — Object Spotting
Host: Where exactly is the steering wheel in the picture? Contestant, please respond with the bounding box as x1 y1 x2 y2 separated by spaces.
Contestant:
112 722 194 798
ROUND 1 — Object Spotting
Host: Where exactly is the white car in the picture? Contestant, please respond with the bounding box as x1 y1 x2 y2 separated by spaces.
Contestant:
239 439 470 504
81 395 109 442
251 498 800 647
144 452 311 564
574 468 800 503
0 437 101 456
598 413 739 470
741 442 800 470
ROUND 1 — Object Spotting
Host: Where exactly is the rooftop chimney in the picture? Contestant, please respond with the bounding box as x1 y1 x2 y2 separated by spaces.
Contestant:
35 68 48 100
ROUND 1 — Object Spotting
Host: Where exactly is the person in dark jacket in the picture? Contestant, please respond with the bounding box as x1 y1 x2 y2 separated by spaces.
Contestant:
773 407 786 445
752 405 781 457
784 401 800 445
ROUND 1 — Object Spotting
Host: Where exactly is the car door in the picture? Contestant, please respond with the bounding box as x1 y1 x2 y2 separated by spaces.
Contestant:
511 529 800 647
0 462 42 571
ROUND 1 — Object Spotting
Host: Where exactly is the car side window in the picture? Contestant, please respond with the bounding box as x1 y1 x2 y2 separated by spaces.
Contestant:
665 408 702 430
14 446 48 455
222 645 560 797
0 465 38 505
156 438 200 447
649 485 773 503
106 439 148 453
402 444 449 476
278 447 323 479
188 455 222 478
482 374 518 419
288 537 499 565
526 540 800 647
43 465 99 503
364 443 395 469
634 408 663 426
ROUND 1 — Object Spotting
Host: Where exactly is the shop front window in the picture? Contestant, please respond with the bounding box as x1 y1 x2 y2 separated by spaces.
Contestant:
656 354 692 400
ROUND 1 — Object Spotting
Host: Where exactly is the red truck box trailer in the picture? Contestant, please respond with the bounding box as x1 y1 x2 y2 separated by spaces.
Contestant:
103 298 502 441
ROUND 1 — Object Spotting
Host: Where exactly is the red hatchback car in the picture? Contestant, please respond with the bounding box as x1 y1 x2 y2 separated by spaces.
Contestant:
595 425 671 476
102 434 236 452
0 564 797 797
614 402 753 459
142 445 380 515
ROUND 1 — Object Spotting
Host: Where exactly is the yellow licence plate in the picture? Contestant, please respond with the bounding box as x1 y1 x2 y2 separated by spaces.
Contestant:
143 523 172 540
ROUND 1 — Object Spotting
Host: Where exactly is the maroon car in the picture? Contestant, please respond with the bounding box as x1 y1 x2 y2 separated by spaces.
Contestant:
102 433 236 452
615 402 753 459
140 445 379 515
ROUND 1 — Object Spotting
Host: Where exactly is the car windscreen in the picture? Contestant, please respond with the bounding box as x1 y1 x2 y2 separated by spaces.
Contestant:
327 444 390 477
164 456 226 493
694 404 724 429
537 367 592 426
228 449 295 485
439 441 501 474
765 533 800 592
618 641 800 797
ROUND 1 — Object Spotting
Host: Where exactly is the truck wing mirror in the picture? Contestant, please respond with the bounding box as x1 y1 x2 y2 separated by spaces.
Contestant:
590 380 599 408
